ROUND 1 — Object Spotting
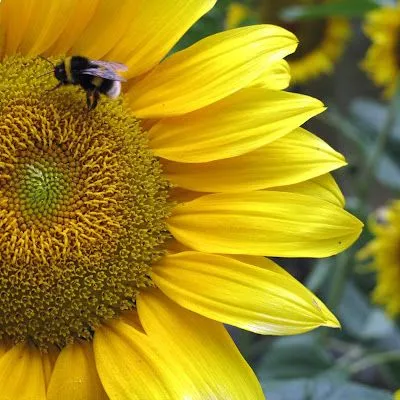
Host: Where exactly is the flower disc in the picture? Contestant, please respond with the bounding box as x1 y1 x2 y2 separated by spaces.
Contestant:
0 56 171 348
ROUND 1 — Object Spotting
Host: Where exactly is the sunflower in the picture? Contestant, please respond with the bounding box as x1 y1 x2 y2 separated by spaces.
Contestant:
259 0 350 84
362 1 400 97
225 2 253 30
359 201 400 317
0 0 362 398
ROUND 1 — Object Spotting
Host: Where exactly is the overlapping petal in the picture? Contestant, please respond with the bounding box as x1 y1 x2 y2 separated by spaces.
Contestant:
47 342 107 400
94 316 185 400
127 25 298 117
104 0 217 79
62 0 215 78
0 343 46 399
152 252 339 335
42 347 58 390
161 127 344 191
138 289 265 400
0 0 33 56
46 0 101 56
271 173 345 208
168 192 363 257
67 0 140 60
251 59 291 90
0 341 9 359
150 89 324 163
0 0 216 76
0 0 79 56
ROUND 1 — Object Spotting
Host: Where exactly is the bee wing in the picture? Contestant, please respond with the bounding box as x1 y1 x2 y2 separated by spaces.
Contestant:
81 67 127 82
90 60 128 71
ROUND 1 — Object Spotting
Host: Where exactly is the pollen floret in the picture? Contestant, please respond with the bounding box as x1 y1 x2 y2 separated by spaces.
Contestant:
0 56 171 348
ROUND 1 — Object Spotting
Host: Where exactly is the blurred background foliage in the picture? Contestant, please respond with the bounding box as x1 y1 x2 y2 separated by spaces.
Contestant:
174 1 400 399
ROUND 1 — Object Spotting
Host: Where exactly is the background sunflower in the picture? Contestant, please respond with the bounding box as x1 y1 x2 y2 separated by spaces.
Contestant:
223 0 350 84
362 1 400 98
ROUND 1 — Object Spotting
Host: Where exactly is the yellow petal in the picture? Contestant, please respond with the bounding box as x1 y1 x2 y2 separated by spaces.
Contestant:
69 0 140 60
0 7 4 53
0 0 34 56
42 347 58 390
357 240 377 261
127 25 298 117
251 59 291 90
1 0 80 56
93 316 181 400
0 343 46 399
138 289 265 400
105 0 217 79
46 0 100 56
150 89 324 163
47 341 107 400
271 173 345 208
166 237 193 254
162 127 345 191
169 187 206 203
152 252 339 334
0 341 10 359
167 192 363 257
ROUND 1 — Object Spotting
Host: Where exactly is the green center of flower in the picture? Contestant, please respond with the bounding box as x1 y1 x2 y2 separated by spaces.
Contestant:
17 162 69 217
0 55 171 349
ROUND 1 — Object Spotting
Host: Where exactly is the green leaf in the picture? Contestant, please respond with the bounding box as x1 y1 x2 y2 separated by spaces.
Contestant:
338 282 396 341
349 98 400 191
321 108 368 153
337 282 371 338
305 258 334 292
362 309 396 340
280 0 379 21
350 98 400 143
262 377 393 400
375 154 400 191
256 334 333 380
383 360 400 389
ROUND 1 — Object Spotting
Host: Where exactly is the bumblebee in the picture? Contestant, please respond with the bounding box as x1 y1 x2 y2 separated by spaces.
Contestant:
44 56 127 110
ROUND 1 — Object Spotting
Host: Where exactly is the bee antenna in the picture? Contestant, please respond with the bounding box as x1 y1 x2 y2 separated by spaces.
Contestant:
36 70 54 79
38 55 55 67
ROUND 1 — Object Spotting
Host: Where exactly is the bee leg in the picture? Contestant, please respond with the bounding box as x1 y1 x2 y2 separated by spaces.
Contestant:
46 82 63 92
86 89 100 111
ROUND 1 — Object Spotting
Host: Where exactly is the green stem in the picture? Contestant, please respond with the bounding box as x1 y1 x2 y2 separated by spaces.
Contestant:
356 78 400 204
318 109 365 155
348 350 400 374
326 251 352 311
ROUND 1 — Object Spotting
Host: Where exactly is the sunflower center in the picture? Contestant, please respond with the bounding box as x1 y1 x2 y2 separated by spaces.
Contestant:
0 55 171 349
260 0 327 60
